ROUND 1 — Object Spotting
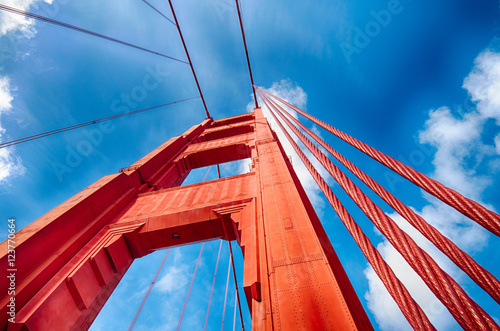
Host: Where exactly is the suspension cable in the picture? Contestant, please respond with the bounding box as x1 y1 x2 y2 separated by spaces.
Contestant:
167 0 211 119
128 248 171 331
258 90 500 331
142 0 176 26
257 92 435 331
255 85 500 237
232 289 238 331
176 243 205 331
0 96 199 149
0 4 187 64
261 91 500 304
228 241 245 330
221 254 232 331
235 0 258 108
203 240 223 331
217 164 245 330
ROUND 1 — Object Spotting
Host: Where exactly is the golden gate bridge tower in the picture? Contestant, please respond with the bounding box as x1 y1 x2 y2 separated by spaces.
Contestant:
1 1 500 330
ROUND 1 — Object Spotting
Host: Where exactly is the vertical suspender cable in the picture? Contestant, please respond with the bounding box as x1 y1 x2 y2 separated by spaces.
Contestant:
128 248 171 331
221 255 232 331
233 290 238 331
177 165 212 330
176 243 205 331
218 164 245 331
228 242 245 330
234 0 258 108
203 240 223 331
167 0 211 118
203 165 213 182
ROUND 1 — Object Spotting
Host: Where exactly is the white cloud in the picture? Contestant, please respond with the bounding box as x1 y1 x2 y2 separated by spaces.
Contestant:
364 49 500 330
0 0 53 37
463 50 500 123
495 133 500 154
249 79 330 215
419 107 489 200
0 77 13 112
0 76 25 182
155 265 190 294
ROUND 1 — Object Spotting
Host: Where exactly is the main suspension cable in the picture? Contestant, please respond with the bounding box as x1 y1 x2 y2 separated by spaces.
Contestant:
261 90 500 305
255 85 500 237
0 4 188 64
235 0 258 108
167 0 211 118
0 96 199 149
258 90 500 331
257 91 435 331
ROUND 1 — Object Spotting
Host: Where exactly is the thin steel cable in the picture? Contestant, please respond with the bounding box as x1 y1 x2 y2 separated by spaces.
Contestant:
264 91 500 305
176 243 205 331
203 165 213 182
0 4 187 64
228 241 245 331
258 93 435 330
203 240 223 331
232 289 238 331
0 97 199 149
235 0 258 108
167 0 210 118
221 254 232 331
259 90 500 331
128 248 171 331
256 85 500 238
142 0 176 26
218 163 245 330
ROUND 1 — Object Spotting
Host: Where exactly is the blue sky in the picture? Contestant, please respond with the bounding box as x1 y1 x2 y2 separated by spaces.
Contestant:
1 0 500 330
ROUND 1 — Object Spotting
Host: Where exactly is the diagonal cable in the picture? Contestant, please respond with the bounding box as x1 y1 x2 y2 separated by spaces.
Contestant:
258 92 435 331
260 89 500 305
0 97 199 149
255 85 500 238
167 0 210 118
0 4 188 64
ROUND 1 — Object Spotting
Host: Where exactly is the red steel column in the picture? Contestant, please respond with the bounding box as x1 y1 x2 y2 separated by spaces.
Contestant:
250 108 372 330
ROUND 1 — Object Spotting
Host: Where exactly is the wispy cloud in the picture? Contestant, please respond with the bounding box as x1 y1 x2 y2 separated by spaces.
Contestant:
0 0 53 37
155 265 190 294
0 76 25 183
364 49 500 330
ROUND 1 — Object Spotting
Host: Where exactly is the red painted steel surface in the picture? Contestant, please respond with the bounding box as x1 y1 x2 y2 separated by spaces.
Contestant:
0 110 372 330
